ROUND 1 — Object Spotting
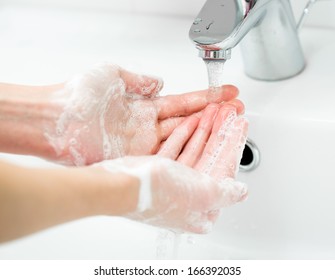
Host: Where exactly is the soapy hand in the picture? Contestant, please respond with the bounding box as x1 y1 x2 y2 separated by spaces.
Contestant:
45 63 242 165
98 103 248 233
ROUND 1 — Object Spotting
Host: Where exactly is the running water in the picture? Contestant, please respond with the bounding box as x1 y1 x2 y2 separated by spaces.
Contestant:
155 231 197 259
156 230 182 259
155 60 226 260
204 59 227 90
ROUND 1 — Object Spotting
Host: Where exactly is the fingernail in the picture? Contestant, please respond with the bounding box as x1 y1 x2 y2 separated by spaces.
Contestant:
143 75 164 95
213 106 237 132
234 181 248 202
152 77 164 94
207 85 239 103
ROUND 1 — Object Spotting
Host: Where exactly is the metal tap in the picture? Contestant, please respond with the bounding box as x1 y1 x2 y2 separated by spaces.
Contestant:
189 0 305 81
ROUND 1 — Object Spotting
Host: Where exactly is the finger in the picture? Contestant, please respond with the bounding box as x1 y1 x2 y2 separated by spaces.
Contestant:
207 209 220 222
196 113 248 181
209 117 248 180
177 104 219 167
158 117 186 141
155 85 239 119
194 105 237 175
157 115 199 160
119 68 164 97
225 98 245 115
206 84 239 103
185 218 214 234
217 179 248 208
158 109 205 141
185 211 220 234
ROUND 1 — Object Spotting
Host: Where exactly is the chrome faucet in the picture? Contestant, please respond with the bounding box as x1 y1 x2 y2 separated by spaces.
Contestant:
189 0 305 81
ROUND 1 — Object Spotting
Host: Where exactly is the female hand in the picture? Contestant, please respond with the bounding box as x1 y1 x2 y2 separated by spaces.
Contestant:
0 102 247 241
97 103 248 233
45 63 243 165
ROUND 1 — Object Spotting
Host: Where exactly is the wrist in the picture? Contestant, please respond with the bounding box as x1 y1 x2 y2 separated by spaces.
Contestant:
82 166 141 217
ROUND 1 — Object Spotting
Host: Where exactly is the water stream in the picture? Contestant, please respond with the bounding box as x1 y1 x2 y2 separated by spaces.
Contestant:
156 230 182 259
155 59 227 260
205 59 227 89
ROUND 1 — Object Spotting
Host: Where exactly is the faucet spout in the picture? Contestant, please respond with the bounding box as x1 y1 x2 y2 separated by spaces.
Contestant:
189 0 305 81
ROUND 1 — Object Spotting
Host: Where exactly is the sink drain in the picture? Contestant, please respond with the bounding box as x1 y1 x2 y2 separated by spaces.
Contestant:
240 138 260 172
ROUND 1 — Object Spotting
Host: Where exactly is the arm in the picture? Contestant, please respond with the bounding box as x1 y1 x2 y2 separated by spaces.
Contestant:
0 160 139 243
0 83 62 159
0 63 242 165
0 102 248 242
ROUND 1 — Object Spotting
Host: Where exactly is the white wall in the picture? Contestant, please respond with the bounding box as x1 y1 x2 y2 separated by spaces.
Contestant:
1 0 335 27
1 0 335 28
290 0 335 28
0 0 204 17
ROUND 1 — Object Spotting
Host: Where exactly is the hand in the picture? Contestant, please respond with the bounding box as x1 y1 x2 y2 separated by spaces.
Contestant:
97 103 248 233
159 103 248 180
45 63 243 165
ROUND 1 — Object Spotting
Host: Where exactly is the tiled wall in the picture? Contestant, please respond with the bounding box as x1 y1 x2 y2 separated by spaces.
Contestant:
2 0 335 28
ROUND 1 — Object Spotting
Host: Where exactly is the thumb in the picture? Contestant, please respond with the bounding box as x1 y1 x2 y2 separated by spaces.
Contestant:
120 68 164 98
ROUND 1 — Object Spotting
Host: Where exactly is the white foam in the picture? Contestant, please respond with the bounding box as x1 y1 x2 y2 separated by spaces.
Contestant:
44 63 162 165
99 159 153 212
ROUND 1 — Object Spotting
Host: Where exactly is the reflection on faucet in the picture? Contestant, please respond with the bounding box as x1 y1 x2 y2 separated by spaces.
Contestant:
189 0 305 81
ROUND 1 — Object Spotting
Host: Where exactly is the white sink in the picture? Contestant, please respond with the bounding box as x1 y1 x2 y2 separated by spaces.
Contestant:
208 26 335 259
0 5 334 259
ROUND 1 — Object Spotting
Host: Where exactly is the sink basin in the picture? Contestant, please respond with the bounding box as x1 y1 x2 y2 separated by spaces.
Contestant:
209 26 335 259
0 5 334 259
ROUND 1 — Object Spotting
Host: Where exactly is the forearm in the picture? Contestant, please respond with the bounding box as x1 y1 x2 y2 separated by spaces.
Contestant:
0 83 62 159
0 160 139 243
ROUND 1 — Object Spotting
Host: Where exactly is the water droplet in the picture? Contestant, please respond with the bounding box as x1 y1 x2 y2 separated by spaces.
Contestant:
193 18 202 25
206 20 215 30
193 29 201 33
